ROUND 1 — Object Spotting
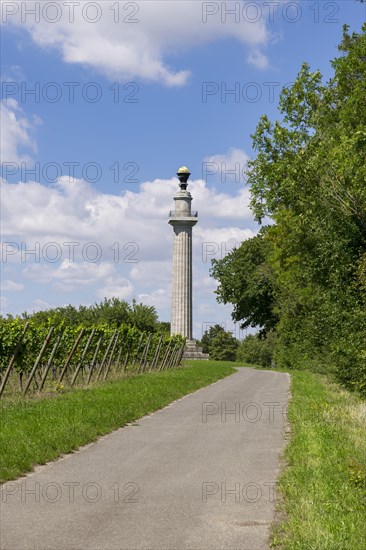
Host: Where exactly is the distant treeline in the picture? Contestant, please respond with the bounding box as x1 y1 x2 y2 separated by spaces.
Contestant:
1 298 170 335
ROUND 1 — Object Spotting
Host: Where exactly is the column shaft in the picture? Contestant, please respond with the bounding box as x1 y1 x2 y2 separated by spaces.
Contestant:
171 225 193 339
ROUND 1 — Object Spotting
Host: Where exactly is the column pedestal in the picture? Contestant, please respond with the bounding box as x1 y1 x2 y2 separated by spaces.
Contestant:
183 340 210 360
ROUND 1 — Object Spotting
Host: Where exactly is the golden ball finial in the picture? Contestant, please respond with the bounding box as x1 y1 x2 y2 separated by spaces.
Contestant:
177 166 190 174
177 166 191 188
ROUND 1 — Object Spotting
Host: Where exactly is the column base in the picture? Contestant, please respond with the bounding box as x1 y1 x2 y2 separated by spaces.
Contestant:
183 340 210 360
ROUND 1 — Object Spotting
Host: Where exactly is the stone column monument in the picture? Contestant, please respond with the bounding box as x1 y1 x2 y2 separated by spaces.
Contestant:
169 167 209 359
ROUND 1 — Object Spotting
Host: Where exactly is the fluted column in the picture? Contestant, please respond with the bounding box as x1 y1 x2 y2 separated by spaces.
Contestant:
169 167 197 340
171 225 193 338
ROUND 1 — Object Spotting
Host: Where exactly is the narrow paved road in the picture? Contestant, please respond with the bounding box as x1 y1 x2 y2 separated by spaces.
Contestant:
1 368 290 550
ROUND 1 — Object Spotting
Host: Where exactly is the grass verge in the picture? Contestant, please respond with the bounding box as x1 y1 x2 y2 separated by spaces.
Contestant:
0 360 235 483
271 369 366 550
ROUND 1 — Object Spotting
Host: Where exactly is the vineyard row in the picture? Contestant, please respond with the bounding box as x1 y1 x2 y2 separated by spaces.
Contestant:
0 320 186 398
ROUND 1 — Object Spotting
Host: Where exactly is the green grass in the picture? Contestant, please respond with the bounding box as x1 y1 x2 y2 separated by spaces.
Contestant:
271 369 366 550
0 360 235 483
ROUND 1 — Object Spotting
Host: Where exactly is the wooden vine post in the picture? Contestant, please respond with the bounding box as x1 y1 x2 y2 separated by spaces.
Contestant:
0 322 30 398
23 326 55 395
86 337 102 385
103 332 120 381
159 340 173 371
71 329 96 386
115 337 126 372
123 345 131 371
131 332 144 371
39 328 64 391
96 330 117 380
175 341 186 368
139 333 152 373
167 343 179 369
150 335 163 372
58 328 85 384
169 343 180 369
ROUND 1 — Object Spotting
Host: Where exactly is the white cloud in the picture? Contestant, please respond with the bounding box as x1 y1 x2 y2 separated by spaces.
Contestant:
1 279 24 291
196 226 255 265
22 258 134 301
203 148 249 185
97 276 134 301
247 49 269 70
0 99 37 163
4 1 270 86
193 275 216 295
0 64 25 82
130 261 171 285
31 299 51 312
137 288 170 311
0 175 254 250
24 258 116 285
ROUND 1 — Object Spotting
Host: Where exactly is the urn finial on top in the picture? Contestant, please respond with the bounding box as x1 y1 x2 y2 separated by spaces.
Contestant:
177 166 191 190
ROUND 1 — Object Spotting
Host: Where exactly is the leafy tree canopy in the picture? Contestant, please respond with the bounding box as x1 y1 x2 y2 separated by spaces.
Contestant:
200 324 239 361
210 230 278 335
211 25 366 394
200 324 226 353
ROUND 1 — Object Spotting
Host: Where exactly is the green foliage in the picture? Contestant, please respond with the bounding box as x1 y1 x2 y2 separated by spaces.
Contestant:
0 315 184 398
17 297 160 332
156 321 171 335
211 231 278 334
211 25 366 394
200 325 239 361
0 297 175 389
129 299 159 333
236 332 277 368
199 324 226 353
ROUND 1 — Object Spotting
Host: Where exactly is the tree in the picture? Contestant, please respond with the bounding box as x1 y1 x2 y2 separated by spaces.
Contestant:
237 332 277 368
18 298 161 334
200 324 226 353
211 25 366 393
247 25 366 386
129 300 159 333
200 324 239 360
92 298 130 327
210 231 278 335
156 321 171 335
208 331 239 362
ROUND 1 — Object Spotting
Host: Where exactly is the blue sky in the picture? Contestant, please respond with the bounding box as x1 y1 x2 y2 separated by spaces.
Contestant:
1 1 365 338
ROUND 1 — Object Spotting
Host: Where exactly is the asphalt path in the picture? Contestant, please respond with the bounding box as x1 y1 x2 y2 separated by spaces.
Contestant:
1 367 290 550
